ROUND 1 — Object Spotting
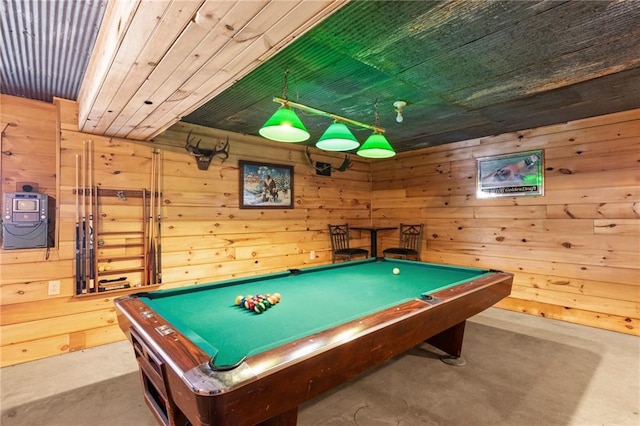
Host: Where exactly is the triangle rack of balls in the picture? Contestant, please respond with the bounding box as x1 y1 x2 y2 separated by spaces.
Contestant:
235 293 281 314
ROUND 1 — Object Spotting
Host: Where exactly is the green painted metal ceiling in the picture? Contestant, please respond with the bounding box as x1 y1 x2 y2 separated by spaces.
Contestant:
182 0 640 153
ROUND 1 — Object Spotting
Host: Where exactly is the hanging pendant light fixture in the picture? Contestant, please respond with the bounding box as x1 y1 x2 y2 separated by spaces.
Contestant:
259 68 310 143
259 69 396 155
357 132 396 158
316 122 360 151
357 99 396 158
259 106 310 142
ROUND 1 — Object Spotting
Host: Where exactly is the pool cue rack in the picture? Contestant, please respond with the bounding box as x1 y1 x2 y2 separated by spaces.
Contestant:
73 145 163 297
73 187 161 296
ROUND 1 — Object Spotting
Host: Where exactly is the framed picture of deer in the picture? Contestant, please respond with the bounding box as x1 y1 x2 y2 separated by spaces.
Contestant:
239 160 294 209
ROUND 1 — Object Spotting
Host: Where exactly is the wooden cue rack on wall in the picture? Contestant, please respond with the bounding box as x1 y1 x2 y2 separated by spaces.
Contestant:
73 187 161 296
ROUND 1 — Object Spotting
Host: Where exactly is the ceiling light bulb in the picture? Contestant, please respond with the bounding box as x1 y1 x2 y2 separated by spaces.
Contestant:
393 101 407 123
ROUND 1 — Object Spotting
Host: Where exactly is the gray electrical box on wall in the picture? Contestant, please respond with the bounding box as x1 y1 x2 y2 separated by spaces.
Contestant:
2 192 48 249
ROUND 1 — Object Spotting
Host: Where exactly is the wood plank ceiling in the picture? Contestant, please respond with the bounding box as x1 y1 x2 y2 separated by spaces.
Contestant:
76 0 347 141
2 1 640 153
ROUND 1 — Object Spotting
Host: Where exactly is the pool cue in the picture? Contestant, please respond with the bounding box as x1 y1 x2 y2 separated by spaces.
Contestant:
94 180 99 291
87 140 95 292
75 154 82 295
81 141 87 293
156 149 162 284
152 150 157 285
152 149 159 284
148 150 156 285
142 189 148 286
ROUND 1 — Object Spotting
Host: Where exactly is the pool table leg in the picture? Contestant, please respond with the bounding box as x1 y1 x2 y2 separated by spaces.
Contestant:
257 407 298 426
425 320 467 366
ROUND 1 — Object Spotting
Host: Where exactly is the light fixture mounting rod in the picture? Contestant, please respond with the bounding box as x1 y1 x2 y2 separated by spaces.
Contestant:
274 96 385 134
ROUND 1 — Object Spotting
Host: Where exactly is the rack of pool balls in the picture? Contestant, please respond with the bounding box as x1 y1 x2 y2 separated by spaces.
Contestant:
235 293 281 314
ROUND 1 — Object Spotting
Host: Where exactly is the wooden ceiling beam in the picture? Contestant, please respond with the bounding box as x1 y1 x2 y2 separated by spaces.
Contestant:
81 0 206 135
76 0 348 141
76 0 139 132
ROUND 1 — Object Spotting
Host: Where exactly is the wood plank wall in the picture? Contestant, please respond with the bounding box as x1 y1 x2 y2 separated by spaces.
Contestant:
0 95 372 367
150 122 373 285
1 96 57 197
1 94 638 367
371 109 640 336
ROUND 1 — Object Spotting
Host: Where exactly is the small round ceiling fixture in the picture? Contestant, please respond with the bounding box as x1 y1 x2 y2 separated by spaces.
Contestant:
393 101 407 123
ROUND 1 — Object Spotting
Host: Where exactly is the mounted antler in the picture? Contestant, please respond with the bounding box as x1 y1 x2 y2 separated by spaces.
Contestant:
305 147 352 176
333 156 352 172
185 130 230 170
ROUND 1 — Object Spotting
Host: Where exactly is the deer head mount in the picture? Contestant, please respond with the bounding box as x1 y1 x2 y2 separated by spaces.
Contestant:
305 147 352 176
185 130 230 170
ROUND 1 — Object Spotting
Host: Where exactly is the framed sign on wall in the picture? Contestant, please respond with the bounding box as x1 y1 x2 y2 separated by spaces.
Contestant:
239 160 294 209
476 150 544 198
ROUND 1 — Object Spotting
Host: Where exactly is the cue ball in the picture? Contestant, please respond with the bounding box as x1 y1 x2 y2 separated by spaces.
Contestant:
393 268 400 275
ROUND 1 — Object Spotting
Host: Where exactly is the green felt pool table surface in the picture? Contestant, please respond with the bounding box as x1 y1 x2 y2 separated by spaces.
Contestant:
139 258 492 367
116 257 513 426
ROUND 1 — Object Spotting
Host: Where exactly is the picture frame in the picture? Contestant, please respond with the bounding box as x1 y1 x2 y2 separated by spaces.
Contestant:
239 160 294 209
476 149 544 198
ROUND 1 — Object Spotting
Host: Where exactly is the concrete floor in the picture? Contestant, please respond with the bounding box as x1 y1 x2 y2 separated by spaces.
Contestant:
1 308 638 426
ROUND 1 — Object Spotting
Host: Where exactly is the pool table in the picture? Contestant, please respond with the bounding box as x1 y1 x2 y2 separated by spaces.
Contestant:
115 258 513 426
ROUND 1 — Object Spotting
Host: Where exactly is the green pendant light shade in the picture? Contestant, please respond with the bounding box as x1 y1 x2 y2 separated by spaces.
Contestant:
357 133 396 158
315 122 360 151
259 106 310 143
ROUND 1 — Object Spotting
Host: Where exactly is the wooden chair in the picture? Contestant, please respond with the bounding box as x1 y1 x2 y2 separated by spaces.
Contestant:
328 224 369 263
382 224 424 260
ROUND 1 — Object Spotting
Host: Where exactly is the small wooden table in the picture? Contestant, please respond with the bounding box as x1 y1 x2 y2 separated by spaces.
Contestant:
350 226 397 258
